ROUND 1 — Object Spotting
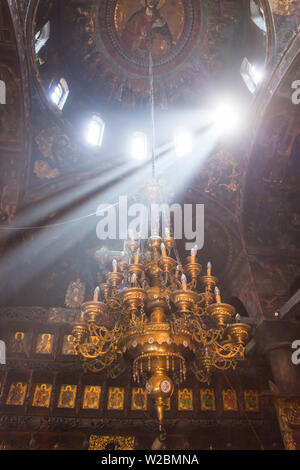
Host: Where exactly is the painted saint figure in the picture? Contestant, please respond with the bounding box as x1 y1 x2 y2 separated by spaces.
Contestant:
32 384 52 408
62 335 77 355
6 382 27 406
83 386 101 409
10 332 26 353
223 389 238 411
36 333 53 354
58 385 77 408
122 0 173 58
178 389 193 410
132 388 147 410
108 387 124 410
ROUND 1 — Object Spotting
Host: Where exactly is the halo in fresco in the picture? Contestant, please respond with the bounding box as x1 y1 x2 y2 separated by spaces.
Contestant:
103 0 196 69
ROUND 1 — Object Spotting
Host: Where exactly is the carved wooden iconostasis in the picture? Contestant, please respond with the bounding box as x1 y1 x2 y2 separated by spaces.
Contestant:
0 291 287 450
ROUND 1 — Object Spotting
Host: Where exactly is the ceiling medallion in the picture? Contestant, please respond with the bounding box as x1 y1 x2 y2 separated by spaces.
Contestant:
101 0 200 74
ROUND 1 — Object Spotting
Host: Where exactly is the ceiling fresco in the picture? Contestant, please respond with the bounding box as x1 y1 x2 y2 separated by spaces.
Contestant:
34 0 247 109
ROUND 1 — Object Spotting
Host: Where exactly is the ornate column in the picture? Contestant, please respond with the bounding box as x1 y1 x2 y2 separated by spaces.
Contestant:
255 319 300 449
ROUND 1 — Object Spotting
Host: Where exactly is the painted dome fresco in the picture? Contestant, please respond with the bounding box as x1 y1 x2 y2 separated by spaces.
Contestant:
32 0 263 111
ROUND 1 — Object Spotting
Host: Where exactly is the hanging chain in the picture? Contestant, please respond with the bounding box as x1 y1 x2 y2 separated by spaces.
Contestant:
149 35 156 180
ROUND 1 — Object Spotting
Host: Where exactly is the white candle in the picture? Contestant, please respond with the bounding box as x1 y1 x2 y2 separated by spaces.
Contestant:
181 274 187 290
207 261 212 276
214 286 221 303
93 286 100 302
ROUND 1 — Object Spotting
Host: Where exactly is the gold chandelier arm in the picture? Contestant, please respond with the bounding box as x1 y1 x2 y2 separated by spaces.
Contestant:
191 361 211 384
189 318 223 346
212 356 238 371
212 342 244 359
82 351 117 373
77 321 124 359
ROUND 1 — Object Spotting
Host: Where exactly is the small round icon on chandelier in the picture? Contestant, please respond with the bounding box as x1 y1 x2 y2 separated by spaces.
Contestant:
160 379 172 394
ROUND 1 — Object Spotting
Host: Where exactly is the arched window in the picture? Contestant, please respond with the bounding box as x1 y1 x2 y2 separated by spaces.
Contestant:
87 115 105 147
240 57 264 93
0 80 5 104
130 131 147 160
250 0 266 33
50 78 69 110
35 21 50 54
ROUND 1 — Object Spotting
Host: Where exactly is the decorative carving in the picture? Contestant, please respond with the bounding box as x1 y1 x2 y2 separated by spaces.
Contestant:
274 398 300 450
89 434 135 450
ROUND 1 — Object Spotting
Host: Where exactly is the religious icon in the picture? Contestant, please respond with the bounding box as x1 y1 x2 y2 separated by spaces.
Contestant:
36 333 54 354
112 0 188 66
178 388 193 411
57 384 77 408
32 383 52 408
62 335 77 355
6 382 27 406
10 331 27 354
131 388 147 410
65 279 85 308
200 389 216 411
82 386 101 410
222 389 238 411
121 0 173 58
107 387 124 410
244 390 259 412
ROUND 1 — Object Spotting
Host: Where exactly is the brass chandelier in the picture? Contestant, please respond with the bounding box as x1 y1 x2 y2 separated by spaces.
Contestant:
72 227 251 428
72 37 251 430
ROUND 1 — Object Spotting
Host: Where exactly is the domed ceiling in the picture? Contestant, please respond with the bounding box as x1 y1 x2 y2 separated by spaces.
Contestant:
33 0 251 112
